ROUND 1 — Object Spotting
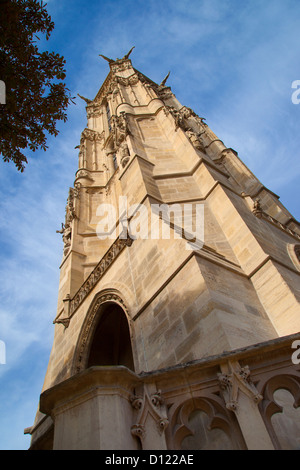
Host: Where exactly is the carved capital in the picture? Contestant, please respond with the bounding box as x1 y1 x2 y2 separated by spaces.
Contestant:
131 424 145 440
218 364 263 412
130 387 169 442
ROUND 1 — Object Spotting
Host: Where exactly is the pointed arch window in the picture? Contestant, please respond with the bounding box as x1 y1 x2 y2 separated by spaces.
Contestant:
87 303 134 371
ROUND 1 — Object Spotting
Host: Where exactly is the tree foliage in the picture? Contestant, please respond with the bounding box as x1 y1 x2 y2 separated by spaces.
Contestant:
0 0 74 171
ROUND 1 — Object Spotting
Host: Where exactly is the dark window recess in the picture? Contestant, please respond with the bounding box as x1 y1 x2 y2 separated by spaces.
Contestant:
87 303 134 371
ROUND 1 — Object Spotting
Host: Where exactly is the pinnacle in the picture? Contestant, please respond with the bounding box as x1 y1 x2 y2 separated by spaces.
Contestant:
99 46 135 65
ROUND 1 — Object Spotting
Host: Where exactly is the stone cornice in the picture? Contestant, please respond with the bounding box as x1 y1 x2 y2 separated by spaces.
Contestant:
39 331 300 417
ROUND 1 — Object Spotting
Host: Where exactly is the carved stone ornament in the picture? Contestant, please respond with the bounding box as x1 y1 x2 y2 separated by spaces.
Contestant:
111 112 131 149
218 364 263 412
73 182 81 199
164 105 206 133
56 186 79 257
156 86 173 100
75 169 94 181
164 106 186 131
82 128 105 142
117 74 139 87
131 424 145 440
111 59 132 73
56 222 72 257
119 141 131 168
69 233 134 317
252 198 263 218
54 316 70 328
139 71 173 100
66 187 77 223
86 104 103 119
54 233 134 327
185 128 206 152
130 388 169 442
251 201 300 241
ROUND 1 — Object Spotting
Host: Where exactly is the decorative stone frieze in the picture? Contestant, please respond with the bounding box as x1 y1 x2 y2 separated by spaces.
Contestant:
252 200 300 241
69 235 133 318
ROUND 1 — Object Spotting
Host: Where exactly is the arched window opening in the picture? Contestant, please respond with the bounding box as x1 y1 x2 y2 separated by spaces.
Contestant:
87 303 134 371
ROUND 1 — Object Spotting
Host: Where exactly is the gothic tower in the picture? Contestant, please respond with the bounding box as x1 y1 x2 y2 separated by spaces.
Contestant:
27 50 300 450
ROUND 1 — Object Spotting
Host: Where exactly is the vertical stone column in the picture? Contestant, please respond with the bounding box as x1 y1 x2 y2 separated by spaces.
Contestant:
130 383 169 450
218 360 275 450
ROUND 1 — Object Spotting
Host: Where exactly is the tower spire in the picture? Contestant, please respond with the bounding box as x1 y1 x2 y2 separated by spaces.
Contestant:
27 52 300 451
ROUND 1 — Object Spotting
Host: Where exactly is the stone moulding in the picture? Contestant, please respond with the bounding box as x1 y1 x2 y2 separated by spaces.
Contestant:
53 233 134 327
287 243 300 271
252 201 300 241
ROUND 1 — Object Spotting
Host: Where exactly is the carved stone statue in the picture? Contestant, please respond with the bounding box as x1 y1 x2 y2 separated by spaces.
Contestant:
111 112 131 148
119 142 130 168
56 222 72 256
185 128 205 152
252 198 263 218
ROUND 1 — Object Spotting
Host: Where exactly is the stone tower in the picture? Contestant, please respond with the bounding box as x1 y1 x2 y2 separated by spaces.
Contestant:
27 50 300 450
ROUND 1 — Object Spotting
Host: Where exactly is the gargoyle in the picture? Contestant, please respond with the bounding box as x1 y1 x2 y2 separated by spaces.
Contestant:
77 93 92 104
159 71 170 87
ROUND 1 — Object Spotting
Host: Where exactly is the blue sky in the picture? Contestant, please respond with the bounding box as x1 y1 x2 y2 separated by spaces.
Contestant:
0 0 299 449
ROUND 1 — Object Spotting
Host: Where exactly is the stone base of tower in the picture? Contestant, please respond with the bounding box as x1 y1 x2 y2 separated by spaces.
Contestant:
29 333 300 450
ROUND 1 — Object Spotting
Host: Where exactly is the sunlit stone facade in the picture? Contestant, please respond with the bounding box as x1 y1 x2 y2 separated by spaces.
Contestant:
27 51 300 450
